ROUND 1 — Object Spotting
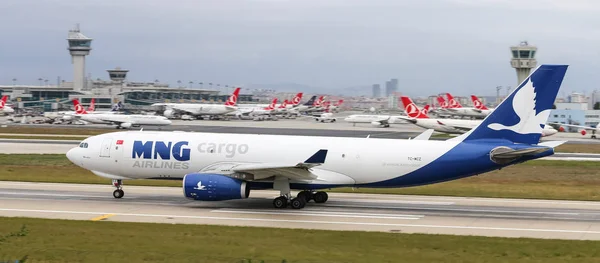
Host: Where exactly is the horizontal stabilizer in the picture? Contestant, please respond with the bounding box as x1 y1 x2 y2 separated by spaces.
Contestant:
538 140 567 148
305 149 328 164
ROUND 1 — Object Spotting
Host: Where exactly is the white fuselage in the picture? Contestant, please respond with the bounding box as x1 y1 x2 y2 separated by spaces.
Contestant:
79 114 172 126
344 115 408 125
156 103 237 116
67 131 458 185
1 106 14 114
444 107 488 118
411 118 557 136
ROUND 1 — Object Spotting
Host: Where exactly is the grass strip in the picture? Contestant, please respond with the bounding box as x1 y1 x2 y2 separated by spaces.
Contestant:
0 217 599 263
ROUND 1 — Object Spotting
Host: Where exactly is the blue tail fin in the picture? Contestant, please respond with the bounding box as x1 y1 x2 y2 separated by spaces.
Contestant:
304 96 316 106
455 64 568 145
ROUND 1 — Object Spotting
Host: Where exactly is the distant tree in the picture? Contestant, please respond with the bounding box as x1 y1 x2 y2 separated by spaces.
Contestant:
594 102 600 110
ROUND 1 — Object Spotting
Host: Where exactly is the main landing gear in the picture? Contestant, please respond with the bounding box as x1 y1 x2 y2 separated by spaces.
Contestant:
271 177 329 209
272 191 329 209
112 179 124 199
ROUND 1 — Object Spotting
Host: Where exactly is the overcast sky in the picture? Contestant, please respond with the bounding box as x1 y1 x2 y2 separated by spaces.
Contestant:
1 0 599 96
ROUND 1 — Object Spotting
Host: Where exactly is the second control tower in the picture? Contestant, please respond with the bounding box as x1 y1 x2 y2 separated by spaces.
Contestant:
510 41 537 85
67 24 92 91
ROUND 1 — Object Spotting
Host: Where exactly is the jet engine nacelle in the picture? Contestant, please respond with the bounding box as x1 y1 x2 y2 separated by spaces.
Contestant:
183 173 250 201
120 123 132 129
163 109 174 118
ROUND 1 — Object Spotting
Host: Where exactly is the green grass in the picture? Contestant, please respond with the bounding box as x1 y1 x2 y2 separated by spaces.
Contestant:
0 217 599 263
2 154 600 200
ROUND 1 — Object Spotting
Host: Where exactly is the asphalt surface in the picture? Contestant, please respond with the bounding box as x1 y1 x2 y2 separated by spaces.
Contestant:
1 181 600 240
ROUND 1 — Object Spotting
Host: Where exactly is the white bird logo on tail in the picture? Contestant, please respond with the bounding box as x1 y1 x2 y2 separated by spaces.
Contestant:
487 78 551 134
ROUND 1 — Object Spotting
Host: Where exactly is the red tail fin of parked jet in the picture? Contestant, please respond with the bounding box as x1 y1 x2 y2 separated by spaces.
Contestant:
291 93 303 106
225 87 241 106
73 99 87 114
314 96 325 107
279 100 289 109
334 99 344 106
445 93 462 108
87 98 95 112
470 95 489 110
437 96 448 109
400 96 429 119
421 105 430 116
0 96 7 109
265 98 278 110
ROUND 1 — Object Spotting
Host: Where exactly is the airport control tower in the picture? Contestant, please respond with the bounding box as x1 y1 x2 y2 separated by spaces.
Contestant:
510 41 537 85
67 24 92 91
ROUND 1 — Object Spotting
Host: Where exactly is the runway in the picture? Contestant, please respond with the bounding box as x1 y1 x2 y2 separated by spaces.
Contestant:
1 181 600 240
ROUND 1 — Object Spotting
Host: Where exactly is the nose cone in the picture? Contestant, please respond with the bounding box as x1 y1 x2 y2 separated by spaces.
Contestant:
66 147 78 164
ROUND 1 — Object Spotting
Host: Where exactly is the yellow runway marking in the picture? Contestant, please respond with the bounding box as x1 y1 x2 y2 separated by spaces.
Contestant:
90 214 115 221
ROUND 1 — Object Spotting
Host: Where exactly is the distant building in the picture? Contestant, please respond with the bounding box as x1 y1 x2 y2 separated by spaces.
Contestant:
555 102 588 111
372 84 381 98
387 92 401 109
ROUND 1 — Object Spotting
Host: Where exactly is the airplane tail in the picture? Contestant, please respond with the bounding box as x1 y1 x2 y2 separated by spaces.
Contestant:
421 105 430 116
335 99 344 106
0 95 6 109
88 98 95 112
470 95 489 110
436 96 448 109
112 101 123 111
304 96 316 106
225 87 241 106
279 100 289 109
291 93 303 106
72 99 87 114
266 98 278 110
453 65 568 145
314 96 325 107
446 93 462 108
400 96 429 119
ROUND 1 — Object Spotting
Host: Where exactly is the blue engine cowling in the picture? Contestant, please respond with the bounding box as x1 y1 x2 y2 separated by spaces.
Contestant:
183 173 250 201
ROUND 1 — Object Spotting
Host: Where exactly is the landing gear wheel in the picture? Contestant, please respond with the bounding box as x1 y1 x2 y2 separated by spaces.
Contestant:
273 196 288 209
297 191 313 202
113 189 124 199
290 198 306 209
313 192 328 203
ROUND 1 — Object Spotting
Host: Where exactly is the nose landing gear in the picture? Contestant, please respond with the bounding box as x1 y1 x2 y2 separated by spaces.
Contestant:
112 179 124 199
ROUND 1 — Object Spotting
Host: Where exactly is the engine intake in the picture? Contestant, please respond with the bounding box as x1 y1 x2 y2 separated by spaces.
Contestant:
183 173 250 201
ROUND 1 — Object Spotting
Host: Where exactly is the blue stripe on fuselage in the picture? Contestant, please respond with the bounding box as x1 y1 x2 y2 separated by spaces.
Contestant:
248 140 554 191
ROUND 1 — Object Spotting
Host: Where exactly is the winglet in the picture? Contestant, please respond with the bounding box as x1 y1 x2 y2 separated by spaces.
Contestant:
304 149 328 164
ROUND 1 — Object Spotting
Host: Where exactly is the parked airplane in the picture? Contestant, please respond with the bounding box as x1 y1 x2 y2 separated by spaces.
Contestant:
294 95 317 112
234 98 278 118
0 96 14 114
550 123 600 139
471 95 494 115
442 93 488 118
72 99 172 129
65 64 568 209
153 87 240 118
400 96 558 137
343 114 408 127
329 100 344 112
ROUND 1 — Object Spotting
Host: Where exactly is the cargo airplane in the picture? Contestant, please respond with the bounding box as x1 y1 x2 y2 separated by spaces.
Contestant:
66 65 568 209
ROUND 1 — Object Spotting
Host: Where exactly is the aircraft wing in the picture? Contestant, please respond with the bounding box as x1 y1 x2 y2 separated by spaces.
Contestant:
550 122 595 130
410 129 435 140
201 150 329 181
